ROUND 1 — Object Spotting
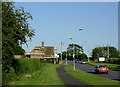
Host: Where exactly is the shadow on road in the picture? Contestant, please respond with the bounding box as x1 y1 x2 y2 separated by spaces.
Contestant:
88 72 110 75
112 79 120 81
87 72 95 74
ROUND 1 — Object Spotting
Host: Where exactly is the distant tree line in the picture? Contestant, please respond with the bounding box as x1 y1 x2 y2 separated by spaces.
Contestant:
92 46 119 58
59 44 119 61
59 44 88 61
2 2 35 84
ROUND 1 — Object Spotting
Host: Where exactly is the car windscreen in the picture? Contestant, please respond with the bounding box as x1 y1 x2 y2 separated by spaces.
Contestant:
99 65 107 68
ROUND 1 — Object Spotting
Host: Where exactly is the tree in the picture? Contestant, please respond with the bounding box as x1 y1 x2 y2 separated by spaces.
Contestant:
92 47 105 58
79 53 88 60
107 46 119 58
92 46 119 58
65 44 85 60
2 2 35 72
61 51 67 60
67 43 83 56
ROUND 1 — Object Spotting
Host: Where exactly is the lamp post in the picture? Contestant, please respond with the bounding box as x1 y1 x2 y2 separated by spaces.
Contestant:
62 42 68 65
61 42 63 64
84 41 90 62
107 44 109 58
64 43 68 66
66 49 68 65
70 28 83 72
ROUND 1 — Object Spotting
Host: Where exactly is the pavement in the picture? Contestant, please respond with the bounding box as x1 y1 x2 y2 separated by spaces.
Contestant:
56 65 93 87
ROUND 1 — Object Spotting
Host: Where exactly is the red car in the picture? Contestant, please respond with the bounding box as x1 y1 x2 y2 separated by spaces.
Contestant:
95 65 108 74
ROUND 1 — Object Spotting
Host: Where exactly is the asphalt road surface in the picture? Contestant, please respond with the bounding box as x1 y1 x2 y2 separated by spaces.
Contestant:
57 65 92 87
67 60 120 81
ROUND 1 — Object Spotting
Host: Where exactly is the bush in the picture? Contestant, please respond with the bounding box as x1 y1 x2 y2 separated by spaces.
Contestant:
3 58 43 85
12 58 42 75
2 67 16 85
40 59 54 63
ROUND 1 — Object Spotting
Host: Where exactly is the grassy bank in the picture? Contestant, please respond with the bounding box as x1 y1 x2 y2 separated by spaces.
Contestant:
65 65 119 86
87 61 120 71
3 58 43 85
9 64 64 85
108 58 120 64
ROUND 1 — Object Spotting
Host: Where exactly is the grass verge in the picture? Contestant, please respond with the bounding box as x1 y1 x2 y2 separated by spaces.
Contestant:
64 65 119 86
9 64 64 85
87 61 120 71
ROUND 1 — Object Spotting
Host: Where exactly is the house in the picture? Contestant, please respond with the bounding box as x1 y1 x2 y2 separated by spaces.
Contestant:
25 42 58 59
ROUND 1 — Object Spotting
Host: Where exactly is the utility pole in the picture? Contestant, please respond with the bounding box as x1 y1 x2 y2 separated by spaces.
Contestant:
84 41 90 62
107 44 109 58
88 50 90 62
61 42 62 63
56 47 58 63
73 43 75 72
77 49 78 59
66 49 67 65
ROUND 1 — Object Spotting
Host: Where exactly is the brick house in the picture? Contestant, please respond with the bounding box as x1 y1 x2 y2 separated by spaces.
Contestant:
25 42 58 59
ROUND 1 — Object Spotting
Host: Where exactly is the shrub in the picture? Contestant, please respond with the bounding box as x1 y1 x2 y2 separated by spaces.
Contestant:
40 59 54 63
108 58 120 64
2 67 16 85
12 58 42 75
2 58 43 85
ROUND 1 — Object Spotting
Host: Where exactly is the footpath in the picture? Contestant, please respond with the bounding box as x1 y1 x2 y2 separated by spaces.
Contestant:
56 65 93 87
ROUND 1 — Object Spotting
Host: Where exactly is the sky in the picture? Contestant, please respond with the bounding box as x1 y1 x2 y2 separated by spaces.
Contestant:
14 2 118 56
8 0 120 2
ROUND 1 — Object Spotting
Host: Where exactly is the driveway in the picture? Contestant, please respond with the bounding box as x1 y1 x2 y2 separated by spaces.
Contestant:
67 60 120 81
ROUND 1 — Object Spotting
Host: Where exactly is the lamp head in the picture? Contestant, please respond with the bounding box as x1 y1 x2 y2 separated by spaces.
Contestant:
79 29 83 31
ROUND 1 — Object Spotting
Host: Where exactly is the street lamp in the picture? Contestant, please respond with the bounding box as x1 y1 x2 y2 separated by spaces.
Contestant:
79 29 83 31
107 44 109 58
62 42 68 65
61 42 63 64
66 48 68 65
70 28 83 72
84 41 90 62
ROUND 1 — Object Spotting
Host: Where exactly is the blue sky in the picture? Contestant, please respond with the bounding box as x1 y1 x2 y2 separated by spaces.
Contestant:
14 2 118 55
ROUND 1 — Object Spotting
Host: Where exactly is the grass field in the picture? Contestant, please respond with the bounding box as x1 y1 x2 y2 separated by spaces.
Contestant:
65 65 119 86
9 64 64 85
87 61 120 71
109 58 120 60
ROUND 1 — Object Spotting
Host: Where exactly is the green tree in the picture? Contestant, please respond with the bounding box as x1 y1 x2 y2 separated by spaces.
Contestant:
2 2 35 72
79 53 88 60
107 46 119 58
67 44 83 56
66 44 84 60
92 47 105 58
62 51 67 60
92 46 119 58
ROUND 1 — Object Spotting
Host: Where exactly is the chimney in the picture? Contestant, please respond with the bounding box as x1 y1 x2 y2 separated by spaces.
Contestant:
42 42 44 47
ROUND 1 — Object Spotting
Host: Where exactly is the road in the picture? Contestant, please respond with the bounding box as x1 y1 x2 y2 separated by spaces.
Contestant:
57 65 92 86
67 60 120 81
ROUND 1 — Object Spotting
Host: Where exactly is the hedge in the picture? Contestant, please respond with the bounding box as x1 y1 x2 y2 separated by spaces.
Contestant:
108 58 120 64
2 58 43 85
40 59 54 63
